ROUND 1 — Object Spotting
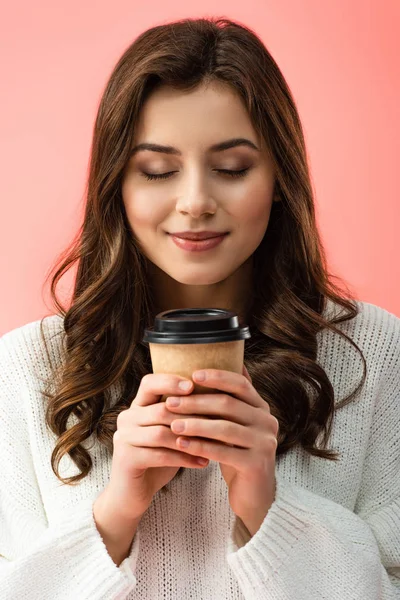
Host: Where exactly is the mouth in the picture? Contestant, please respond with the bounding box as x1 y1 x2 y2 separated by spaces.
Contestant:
168 232 229 252
168 231 229 241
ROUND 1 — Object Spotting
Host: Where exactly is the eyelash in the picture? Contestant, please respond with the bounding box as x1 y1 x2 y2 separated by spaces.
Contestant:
142 168 250 181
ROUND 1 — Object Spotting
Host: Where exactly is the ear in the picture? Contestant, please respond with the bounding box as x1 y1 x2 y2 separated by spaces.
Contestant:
242 364 252 383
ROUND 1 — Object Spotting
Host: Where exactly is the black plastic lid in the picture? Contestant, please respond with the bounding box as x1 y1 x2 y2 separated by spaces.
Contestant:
143 308 251 344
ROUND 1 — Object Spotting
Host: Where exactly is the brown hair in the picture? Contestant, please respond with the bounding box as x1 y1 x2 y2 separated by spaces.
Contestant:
39 16 366 486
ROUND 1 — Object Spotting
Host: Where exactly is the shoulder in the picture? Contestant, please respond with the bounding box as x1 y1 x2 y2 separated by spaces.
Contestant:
355 299 399 333
354 302 400 394
1 313 64 343
323 297 399 349
0 314 66 387
340 300 399 357
320 299 400 403
1 313 65 354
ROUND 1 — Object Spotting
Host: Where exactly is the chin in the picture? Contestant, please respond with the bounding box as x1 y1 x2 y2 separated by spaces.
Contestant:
166 268 230 287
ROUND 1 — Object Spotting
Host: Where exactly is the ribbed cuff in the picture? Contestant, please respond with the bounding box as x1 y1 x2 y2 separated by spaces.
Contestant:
38 495 138 599
226 473 310 587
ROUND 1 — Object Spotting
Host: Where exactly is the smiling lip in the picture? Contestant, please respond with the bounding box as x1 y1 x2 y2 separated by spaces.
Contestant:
169 231 229 252
169 231 228 240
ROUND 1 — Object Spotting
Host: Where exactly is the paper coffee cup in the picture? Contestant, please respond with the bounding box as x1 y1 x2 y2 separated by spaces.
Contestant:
143 308 251 401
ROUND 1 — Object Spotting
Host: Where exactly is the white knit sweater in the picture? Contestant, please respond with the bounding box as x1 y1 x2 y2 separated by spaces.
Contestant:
0 300 399 600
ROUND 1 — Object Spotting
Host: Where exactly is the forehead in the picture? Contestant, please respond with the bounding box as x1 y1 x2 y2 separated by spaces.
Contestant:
133 81 263 151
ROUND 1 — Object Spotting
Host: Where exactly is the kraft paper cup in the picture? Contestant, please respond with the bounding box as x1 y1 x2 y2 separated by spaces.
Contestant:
143 308 251 402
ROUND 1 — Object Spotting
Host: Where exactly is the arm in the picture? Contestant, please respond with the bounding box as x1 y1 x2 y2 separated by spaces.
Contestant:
226 319 400 600
0 335 140 600
227 473 399 599
93 489 141 567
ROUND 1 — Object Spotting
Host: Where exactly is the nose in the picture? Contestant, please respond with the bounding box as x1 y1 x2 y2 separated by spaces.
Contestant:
175 170 217 218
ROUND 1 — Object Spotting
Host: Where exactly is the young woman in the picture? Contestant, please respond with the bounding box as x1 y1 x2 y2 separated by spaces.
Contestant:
0 16 399 600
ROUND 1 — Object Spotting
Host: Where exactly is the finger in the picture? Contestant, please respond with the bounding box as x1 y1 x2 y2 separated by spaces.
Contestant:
133 373 193 407
170 417 253 448
122 423 186 451
165 393 251 425
119 444 209 469
120 417 218 450
242 364 252 383
132 401 201 427
174 436 247 470
131 401 172 427
192 369 265 409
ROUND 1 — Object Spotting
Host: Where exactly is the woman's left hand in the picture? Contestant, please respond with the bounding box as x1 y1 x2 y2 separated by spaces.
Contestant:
166 366 279 536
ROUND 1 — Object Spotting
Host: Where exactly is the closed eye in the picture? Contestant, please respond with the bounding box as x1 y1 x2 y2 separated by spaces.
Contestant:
141 168 250 181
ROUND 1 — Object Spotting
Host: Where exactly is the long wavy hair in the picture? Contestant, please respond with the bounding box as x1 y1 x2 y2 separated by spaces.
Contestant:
39 16 367 487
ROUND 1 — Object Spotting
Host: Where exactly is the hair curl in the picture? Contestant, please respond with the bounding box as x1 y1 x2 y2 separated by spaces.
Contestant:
39 16 367 487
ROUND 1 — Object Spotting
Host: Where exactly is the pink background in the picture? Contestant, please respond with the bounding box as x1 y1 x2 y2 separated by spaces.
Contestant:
1 1 399 336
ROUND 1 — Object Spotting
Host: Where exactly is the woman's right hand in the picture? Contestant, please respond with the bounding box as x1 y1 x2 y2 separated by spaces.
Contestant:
96 373 209 524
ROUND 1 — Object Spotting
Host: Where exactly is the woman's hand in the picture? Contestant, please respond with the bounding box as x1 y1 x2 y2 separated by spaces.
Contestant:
165 366 279 536
98 373 210 525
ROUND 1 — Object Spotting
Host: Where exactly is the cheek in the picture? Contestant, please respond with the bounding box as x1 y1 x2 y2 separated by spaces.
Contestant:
234 180 274 228
122 183 166 230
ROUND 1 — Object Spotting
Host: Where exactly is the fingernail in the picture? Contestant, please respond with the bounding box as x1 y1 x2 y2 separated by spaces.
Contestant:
178 380 192 391
172 420 185 433
178 437 190 447
167 397 180 407
193 370 206 382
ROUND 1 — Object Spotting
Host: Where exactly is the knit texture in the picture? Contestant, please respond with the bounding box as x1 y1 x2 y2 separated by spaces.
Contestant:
0 300 399 599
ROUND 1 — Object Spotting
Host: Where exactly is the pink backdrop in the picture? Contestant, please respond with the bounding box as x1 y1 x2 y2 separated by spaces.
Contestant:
1 1 399 336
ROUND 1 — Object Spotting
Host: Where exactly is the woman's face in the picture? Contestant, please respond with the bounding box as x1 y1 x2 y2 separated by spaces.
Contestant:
121 80 276 286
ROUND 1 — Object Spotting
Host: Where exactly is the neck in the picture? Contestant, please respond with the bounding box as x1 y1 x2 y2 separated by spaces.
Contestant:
148 258 253 324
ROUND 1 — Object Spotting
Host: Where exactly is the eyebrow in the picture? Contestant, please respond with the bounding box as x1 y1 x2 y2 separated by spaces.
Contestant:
129 137 260 157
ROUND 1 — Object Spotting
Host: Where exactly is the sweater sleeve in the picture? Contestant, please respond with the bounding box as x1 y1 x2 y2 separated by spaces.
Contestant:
226 321 400 599
0 334 140 600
